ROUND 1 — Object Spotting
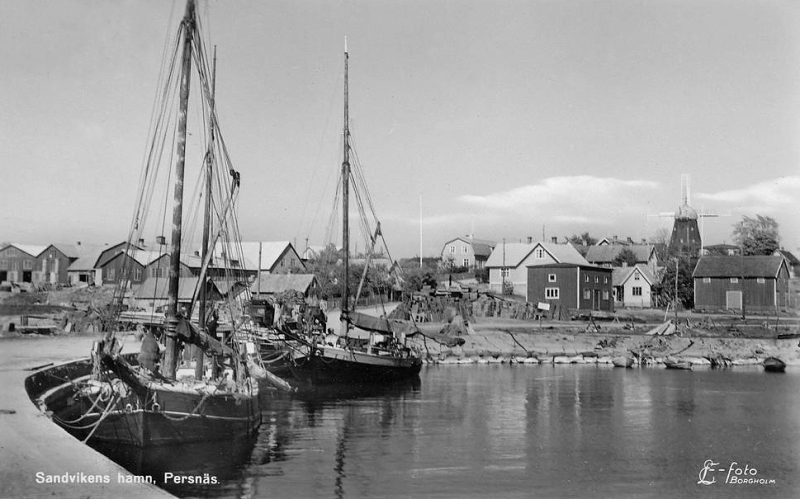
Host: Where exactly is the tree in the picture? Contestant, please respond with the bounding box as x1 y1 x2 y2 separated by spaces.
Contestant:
657 255 697 310
732 215 780 256
568 232 598 246
650 227 670 265
613 248 639 267
303 243 343 300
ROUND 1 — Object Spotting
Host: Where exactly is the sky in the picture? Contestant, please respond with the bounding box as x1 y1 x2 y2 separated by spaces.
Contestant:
2 0 799 259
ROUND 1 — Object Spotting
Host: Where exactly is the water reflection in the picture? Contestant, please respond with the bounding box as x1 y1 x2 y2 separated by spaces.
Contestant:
89 437 257 498
87 366 800 498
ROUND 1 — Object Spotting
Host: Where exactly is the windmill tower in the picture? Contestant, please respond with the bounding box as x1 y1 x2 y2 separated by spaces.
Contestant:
668 174 701 256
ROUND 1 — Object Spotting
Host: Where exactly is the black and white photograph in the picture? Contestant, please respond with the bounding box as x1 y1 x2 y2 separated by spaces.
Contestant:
1 0 799 497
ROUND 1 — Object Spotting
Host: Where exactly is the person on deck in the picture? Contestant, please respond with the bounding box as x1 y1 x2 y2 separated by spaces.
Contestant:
138 329 161 373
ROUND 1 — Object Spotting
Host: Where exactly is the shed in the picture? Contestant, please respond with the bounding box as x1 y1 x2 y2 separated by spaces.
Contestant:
692 256 790 312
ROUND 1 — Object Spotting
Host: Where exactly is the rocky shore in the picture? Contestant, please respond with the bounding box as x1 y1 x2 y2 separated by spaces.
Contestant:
411 318 800 367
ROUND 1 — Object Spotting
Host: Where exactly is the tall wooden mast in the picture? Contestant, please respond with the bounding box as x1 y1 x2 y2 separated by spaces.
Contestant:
340 40 351 331
164 0 195 379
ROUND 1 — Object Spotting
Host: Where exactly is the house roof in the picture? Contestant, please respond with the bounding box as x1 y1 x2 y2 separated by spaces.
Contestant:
692 256 788 278
486 242 588 268
135 276 219 301
4 244 47 258
442 236 497 258
612 264 657 287
249 274 317 295
775 249 800 266
67 247 107 271
585 244 653 264
231 241 303 271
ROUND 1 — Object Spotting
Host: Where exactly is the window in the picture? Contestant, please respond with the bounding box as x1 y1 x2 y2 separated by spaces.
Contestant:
0 260 6 270
585 275 589 282
634 273 640 281
151 267 164 278
603 291 609 300
632 287 642 296
594 276 599 283
23 260 33 270
583 289 590 300
545 287 559 299
133 268 142 281
449 245 455 254
604 276 608 284
730 277 738 283
548 274 557 282
535 248 544 259
757 277 765 284
501 268 510 278
463 259 469 267
462 246 468 254
703 277 710 284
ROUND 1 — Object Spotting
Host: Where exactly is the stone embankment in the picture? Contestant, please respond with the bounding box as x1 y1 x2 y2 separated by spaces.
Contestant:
410 320 800 367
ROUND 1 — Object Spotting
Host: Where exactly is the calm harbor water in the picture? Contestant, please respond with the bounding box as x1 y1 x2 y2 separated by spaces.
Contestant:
95 365 800 498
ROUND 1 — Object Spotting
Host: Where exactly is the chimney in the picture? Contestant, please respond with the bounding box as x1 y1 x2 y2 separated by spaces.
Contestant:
613 235 618 242
627 237 633 244
76 241 81 246
138 238 145 247
641 238 646 244
194 250 200 257
527 236 533 244
551 236 558 244
156 236 166 245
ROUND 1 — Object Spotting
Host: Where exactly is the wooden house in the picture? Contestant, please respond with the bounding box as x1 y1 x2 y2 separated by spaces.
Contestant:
0 244 46 283
249 273 319 299
486 241 588 296
133 276 222 312
612 264 656 308
233 241 305 275
527 263 614 312
440 236 496 270
692 256 791 313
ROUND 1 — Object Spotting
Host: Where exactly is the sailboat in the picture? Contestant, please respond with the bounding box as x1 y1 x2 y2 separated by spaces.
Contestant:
285 44 423 385
28 0 272 447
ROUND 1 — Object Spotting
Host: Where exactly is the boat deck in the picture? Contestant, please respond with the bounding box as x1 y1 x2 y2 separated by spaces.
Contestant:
0 335 174 498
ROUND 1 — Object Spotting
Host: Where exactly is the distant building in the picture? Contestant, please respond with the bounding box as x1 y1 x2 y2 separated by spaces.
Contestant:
249 273 319 299
692 256 791 312
486 241 588 296
584 244 658 271
0 244 47 283
233 242 305 274
134 276 222 311
773 249 800 277
702 243 741 256
527 263 614 312
612 264 656 308
440 236 496 270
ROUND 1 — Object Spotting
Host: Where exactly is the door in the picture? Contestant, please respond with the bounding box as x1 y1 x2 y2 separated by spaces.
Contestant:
726 290 742 310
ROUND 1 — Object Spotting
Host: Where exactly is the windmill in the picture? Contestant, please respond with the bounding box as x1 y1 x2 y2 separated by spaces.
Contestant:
650 174 726 257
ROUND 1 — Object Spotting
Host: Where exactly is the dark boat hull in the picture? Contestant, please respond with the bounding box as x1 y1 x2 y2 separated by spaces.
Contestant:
763 357 786 373
289 347 422 385
27 357 261 447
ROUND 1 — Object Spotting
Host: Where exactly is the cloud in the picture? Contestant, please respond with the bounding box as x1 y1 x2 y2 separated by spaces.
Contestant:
457 176 660 224
696 176 800 213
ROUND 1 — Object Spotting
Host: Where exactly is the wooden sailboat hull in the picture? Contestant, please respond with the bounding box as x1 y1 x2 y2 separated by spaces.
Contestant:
289 346 422 385
27 357 261 448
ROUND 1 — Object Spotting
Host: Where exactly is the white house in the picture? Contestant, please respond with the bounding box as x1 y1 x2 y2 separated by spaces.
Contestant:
611 264 656 308
485 241 588 296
